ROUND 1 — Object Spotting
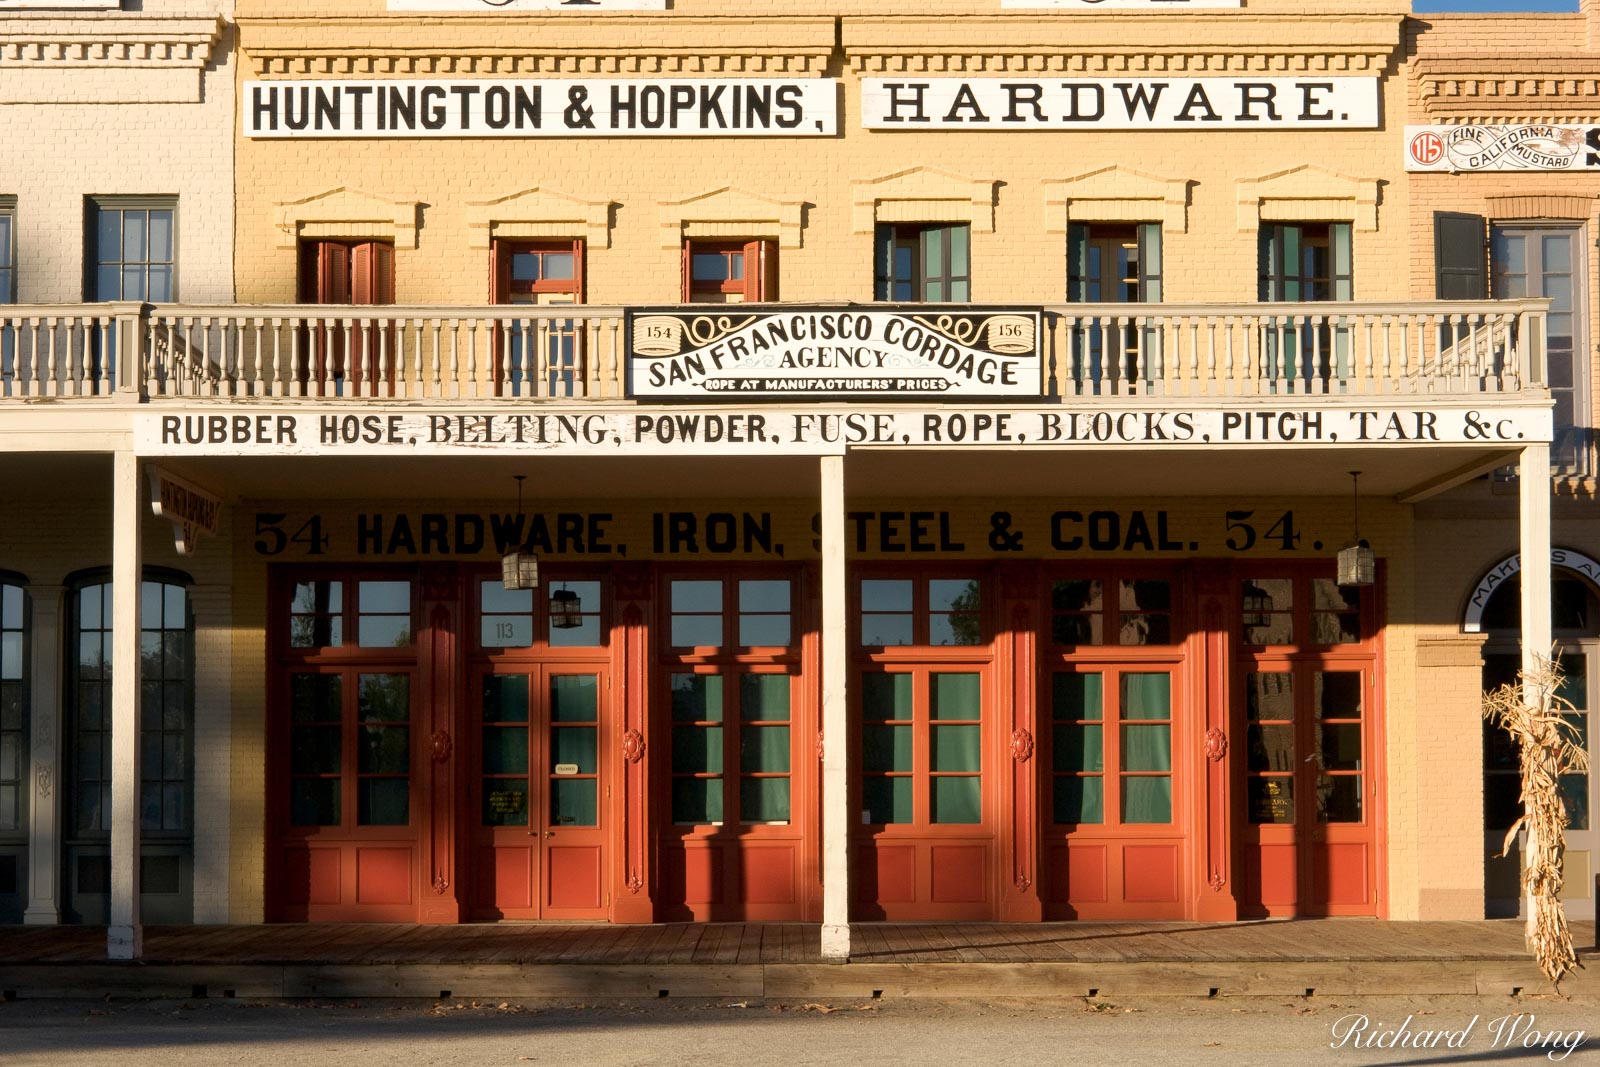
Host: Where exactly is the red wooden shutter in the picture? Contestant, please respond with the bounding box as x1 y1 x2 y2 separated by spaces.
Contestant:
300 240 352 304
746 239 777 302
490 238 506 304
571 238 586 303
351 241 395 306
681 239 694 303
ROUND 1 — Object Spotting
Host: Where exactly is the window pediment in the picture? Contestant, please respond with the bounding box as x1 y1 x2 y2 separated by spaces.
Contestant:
274 187 421 249
1043 166 1189 233
1236 164 1378 232
465 187 614 249
852 166 998 234
659 187 804 249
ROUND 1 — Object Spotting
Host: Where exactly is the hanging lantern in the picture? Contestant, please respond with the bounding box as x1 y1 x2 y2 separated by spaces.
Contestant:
1337 470 1376 588
550 585 583 629
502 551 540 591
1338 540 1376 587
501 474 541 591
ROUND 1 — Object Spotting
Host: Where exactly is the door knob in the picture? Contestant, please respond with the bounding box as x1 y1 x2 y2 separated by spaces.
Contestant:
544 830 555 839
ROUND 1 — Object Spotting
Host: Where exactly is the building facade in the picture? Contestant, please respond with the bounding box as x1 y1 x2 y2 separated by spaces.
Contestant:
0 0 1589 958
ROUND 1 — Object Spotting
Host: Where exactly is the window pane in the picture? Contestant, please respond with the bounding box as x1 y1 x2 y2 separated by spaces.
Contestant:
1054 724 1103 773
672 725 722 774
673 777 722 824
482 726 528 775
123 212 147 261
1122 674 1171 720
930 579 979 613
862 776 912 824
1052 580 1102 611
931 724 980 772
551 726 597 774
1056 776 1103 824
550 675 597 722
1317 776 1362 823
1122 725 1171 772
542 252 575 281
1317 672 1363 719
551 778 597 827
1247 673 1293 720
291 674 341 723
483 675 529 723
147 266 172 303
671 674 722 723
149 211 174 261
97 209 121 262
1123 777 1172 824
931 776 980 824
360 581 410 613
931 613 983 646
740 724 790 774
671 581 722 612
291 779 339 827
359 674 408 722
358 724 409 775
1319 723 1362 771
740 675 790 721
1248 724 1294 772
483 780 528 826
358 616 411 647
358 778 409 826
739 614 791 647
672 615 722 648
482 582 532 614
741 778 790 823
861 614 913 646
862 580 912 612
482 615 534 648
291 725 340 775
931 673 981 720
863 724 912 773
862 673 912 720
1249 778 1294 824
692 252 731 282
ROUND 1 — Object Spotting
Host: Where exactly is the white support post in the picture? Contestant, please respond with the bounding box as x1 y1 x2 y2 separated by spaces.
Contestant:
1519 442 1552 923
819 454 850 961
107 451 143 960
23 586 62 925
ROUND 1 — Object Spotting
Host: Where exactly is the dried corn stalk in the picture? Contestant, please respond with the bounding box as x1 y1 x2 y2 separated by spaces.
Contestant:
1482 653 1591 987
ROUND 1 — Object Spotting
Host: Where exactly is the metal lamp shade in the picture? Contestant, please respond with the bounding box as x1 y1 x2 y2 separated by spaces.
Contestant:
1337 541 1376 587
550 587 583 629
502 551 540 591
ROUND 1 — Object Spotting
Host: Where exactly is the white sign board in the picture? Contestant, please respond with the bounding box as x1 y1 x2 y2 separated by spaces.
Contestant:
863 78 1379 130
1405 125 1600 172
388 0 663 8
245 79 837 138
1002 0 1239 6
136 405 1551 459
1463 548 1600 632
148 467 223 557
0 1 119 8
626 308 1044 399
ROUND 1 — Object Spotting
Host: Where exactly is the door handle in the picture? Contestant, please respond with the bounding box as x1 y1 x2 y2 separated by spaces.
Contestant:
544 830 555 839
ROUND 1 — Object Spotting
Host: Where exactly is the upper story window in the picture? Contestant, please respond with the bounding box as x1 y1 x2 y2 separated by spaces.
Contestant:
298 239 393 306
1260 223 1352 303
493 239 584 396
88 199 175 302
0 198 14 304
1068 223 1162 303
874 223 969 302
859 577 984 648
287 578 413 651
683 240 776 303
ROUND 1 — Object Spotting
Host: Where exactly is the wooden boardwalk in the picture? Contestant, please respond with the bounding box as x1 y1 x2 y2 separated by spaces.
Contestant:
0 920 1593 1000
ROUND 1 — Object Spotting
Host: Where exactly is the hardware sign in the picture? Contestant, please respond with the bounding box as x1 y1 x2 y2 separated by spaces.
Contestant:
625 307 1045 399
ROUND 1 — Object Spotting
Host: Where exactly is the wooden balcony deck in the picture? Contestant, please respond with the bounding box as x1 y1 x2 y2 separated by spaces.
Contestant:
0 920 1593 1000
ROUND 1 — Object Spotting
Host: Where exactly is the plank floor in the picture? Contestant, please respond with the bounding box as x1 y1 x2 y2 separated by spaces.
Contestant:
0 919 1592 966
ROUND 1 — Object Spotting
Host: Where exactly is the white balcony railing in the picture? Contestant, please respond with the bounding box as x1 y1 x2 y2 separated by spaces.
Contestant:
0 299 1548 403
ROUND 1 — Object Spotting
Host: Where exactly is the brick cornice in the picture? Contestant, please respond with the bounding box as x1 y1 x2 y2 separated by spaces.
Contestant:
842 14 1404 75
237 16 836 77
0 15 223 71
1414 56 1600 119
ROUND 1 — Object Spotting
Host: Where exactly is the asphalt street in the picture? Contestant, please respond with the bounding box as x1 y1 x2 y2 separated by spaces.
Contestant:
1 993 1597 1066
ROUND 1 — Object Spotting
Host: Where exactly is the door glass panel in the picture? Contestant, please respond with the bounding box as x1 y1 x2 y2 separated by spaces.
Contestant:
1121 673 1172 824
670 580 723 648
551 779 596 827
1051 580 1104 645
861 579 914 646
1123 777 1172 824
1315 671 1363 824
289 581 343 648
930 579 982 646
289 673 341 827
862 777 913 825
930 672 982 824
357 581 412 647
356 674 409 826
1053 672 1104 824
931 777 980 824
738 580 791 647
1242 578 1294 645
1119 579 1172 645
551 726 596 774
671 673 722 824
550 675 597 722
482 674 529 723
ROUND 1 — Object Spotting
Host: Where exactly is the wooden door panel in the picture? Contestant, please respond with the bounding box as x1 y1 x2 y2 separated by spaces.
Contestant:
355 846 414 906
546 845 603 911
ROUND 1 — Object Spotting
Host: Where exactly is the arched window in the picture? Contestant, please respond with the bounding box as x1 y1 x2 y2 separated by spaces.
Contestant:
0 574 28 923
63 571 193 924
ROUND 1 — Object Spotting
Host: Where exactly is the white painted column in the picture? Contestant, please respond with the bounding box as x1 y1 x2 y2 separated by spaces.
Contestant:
107 451 143 960
1519 443 1552 697
23 586 62 925
1519 442 1552 925
819 454 850 961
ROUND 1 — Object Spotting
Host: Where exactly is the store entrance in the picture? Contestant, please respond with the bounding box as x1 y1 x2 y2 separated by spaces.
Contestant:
470 666 607 919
